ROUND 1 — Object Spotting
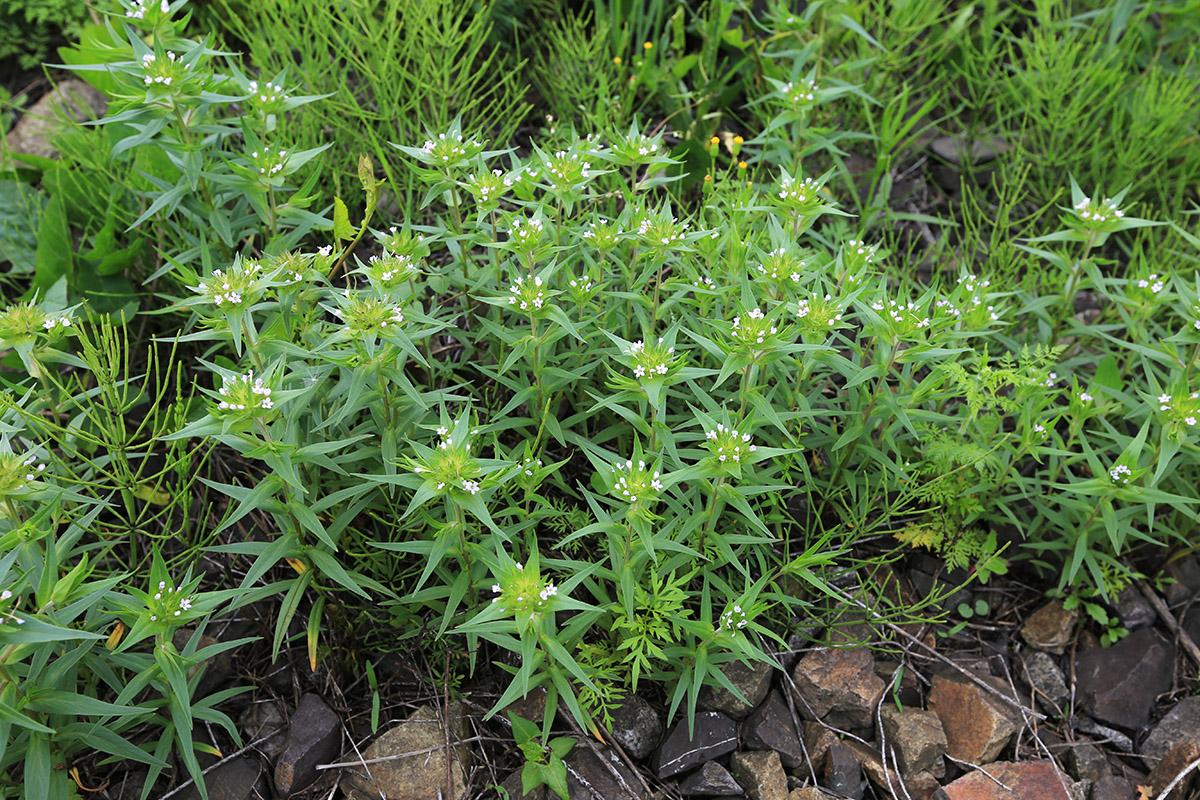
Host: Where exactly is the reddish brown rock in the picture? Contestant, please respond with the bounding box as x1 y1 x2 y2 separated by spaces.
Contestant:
791 644 885 730
1145 741 1200 800
802 720 839 773
928 672 1020 764
934 761 1070 800
1021 600 1077 654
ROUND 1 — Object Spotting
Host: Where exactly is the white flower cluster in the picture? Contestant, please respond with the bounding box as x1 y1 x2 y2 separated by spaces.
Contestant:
0 588 26 626
796 294 844 327
367 252 418 285
21 453 46 482
844 239 877 269
190 259 263 308
147 579 195 622
41 316 72 330
779 79 817 105
250 148 288 177
331 291 404 332
461 479 481 495
637 215 689 248
1075 195 1125 224
510 217 545 248
1044 371 1058 388
1134 273 1165 294
705 424 756 463
1079 390 1094 403
778 175 820 204
612 458 663 504
732 307 778 345
872 298 931 329
420 131 480 162
141 52 190 86
467 168 517 203
507 275 546 312
1158 391 1199 427
1109 464 1133 484
216 371 274 412
719 604 749 630
543 150 593 190
757 247 807 284
581 218 621 249
247 80 288 104
126 0 169 19
522 457 543 476
628 337 675 380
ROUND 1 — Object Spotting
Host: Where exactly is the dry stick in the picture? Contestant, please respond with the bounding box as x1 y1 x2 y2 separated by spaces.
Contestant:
943 754 1013 791
875 663 912 800
317 735 490 770
1137 580 1200 670
828 585 1047 723
1154 754 1200 800
998 657 1073 800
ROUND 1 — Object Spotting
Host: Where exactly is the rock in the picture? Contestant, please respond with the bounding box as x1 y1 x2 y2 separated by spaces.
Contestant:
5 81 108 159
652 712 738 779
787 790 828 800
504 686 548 725
609 694 661 760
564 743 642 800
906 771 946 800
677 761 743 796
881 705 948 778
173 757 265 800
275 693 341 797
743 690 804 769
802 720 839 773
1065 743 1109 782
732 750 790 800
1091 776 1136 800
1115 587 1155 631
500 769 546 800
928 672 1020 764
934 760 1070 800
699 658 774 719
1022 600 1078 654
1075 628 1173 729
1141 696 1200 762
1021 652 1069 713
1162 556 1200 606
339 703 471 800
824 743 864 800
929 136 1008 165
1145 742 1200 800
791 643 885 730
1068 779 1094 800
238 700 288 761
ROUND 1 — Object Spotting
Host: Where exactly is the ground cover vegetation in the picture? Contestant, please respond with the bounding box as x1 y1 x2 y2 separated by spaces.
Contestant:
0 0 1199 796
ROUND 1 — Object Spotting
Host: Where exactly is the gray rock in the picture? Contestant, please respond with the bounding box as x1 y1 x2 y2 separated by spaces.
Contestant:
500 769 546 800
1141 695 1200 761
732 750 790 800
1075 628 1174 729
1115 586 1155 631
1069 780 1094 800
1091 775 1136 800
698 658 774 720
504 686 548 726
609 694 661 760
339 703 470 800
274 693 341 797
929 136 1008 165
564 743 642 800
880 705 947 779
1023 651 1070 713
743 690 804 769
1066 742 1109 782
652 712 738 779
5 81 107 159
823 743 864 800
173 757 266 800
677 761 744 797
238 701 288 761
1163 556 1200 606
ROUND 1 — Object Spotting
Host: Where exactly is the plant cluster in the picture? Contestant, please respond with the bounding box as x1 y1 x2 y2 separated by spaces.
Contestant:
1 0 1199 797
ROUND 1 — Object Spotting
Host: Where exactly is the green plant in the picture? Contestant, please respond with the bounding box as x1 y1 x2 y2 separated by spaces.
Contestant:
509 712 574 800
0 0 91 70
